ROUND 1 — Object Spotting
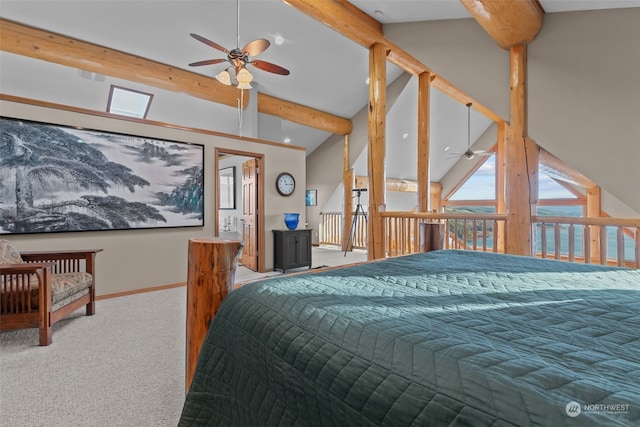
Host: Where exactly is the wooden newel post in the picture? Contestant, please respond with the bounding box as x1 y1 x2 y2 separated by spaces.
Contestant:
185 237 243 393
420 223 445 252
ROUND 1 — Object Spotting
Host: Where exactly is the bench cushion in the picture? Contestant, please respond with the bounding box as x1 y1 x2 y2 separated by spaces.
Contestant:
1 272 93 312
0 240 23 264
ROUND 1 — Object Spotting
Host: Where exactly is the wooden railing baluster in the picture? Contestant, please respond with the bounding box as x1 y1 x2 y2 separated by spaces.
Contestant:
554 224 561 260
541 223 548 258
568 224 576 262
320 211 638 268
617 226 625 267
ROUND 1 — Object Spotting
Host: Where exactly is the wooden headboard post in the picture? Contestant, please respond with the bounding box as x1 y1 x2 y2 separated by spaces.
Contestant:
185 237 243 393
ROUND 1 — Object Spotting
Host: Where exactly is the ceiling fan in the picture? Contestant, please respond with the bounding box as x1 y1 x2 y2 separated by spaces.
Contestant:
449 103 492 160
188 0 289 89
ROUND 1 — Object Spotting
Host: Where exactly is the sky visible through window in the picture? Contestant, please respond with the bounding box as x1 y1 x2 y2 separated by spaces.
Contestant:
449 154 579 201
447 155 634 260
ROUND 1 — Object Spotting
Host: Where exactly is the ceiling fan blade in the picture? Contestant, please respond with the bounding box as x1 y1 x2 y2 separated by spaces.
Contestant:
242 38 270 57
190 33 229 54
188 58 227 67
250 60 290 75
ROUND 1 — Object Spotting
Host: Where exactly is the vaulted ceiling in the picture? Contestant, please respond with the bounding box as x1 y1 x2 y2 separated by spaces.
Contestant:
1 0 639 184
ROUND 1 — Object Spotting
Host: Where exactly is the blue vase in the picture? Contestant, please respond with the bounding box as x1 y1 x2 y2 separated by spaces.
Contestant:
283 213 300 230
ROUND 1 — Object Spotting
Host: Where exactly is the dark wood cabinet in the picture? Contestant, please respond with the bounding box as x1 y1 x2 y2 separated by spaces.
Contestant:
272 229 312 273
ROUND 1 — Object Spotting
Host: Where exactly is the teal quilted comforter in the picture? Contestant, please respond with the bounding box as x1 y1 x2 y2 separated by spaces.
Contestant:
179 250 640 426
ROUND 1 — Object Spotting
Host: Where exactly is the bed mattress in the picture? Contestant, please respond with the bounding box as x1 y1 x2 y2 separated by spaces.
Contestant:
180 250 640 426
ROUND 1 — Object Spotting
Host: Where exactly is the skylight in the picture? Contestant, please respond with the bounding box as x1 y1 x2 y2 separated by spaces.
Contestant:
107 85 153 118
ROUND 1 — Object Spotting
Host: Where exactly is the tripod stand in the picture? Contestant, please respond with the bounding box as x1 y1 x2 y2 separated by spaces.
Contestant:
344 189 368 256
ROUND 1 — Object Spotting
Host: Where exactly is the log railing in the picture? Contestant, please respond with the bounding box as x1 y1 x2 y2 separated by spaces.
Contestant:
320 211 640 268
381 212 508 257
319 212 342 247
319 211 367 249
533 216 640 268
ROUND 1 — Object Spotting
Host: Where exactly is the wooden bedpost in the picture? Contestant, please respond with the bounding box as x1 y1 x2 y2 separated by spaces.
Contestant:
186 237 243 393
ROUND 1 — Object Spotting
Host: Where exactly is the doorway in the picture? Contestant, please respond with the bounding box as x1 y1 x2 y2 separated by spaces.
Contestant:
215 147 265 272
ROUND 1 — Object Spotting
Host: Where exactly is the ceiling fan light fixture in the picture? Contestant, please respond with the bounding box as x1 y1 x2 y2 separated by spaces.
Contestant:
236 67 253 84
236 81 252 90
215 69 232 85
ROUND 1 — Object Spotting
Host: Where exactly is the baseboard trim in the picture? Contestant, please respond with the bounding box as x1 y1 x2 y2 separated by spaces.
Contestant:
96 282 186 300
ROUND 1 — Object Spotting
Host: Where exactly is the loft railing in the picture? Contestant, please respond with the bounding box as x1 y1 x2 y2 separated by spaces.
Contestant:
533 216 640 268
381 212 508 257
320 211 507 255
320 211 640 268
319 211 367 249
319 212 342 247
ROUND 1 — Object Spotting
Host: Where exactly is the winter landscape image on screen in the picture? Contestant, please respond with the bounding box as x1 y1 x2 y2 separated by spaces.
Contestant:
0 117 204 234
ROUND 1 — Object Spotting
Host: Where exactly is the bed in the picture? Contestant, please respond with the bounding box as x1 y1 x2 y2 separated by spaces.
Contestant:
179 250 639 426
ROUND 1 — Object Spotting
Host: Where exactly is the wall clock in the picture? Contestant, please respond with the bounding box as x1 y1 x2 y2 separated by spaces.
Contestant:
276 172 295 196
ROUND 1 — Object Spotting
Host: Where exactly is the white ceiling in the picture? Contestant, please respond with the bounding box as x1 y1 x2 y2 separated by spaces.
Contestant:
2 0 639 180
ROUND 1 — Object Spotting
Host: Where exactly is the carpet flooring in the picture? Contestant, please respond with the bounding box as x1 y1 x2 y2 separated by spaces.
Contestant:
0 247 367 426
1 287 187 427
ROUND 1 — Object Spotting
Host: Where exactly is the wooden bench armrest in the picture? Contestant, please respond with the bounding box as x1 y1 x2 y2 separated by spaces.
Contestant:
17 250 101 276
20 249 103 262
0 262 53 274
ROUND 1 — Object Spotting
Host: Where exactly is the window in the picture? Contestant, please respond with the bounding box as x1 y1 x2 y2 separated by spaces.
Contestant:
444 151 635 261
107 85 153 118
448 154 496 201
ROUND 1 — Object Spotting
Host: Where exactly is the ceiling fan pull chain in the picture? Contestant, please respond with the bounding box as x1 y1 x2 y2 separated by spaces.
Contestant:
237 90 244 137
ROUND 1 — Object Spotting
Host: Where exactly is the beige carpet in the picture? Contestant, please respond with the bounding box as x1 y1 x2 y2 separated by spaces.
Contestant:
0 247 366 426
0 287 187 427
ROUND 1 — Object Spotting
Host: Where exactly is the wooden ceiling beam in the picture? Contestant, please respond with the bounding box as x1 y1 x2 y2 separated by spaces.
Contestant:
283 0 382 46
0 18 352 136
258 93 352 134
459 0 544 49
283 0 504 123
538 146 596 189
0 18 239 108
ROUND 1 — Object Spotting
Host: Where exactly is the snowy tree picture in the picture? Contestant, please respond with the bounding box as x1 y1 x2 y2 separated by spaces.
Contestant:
0 117 204 234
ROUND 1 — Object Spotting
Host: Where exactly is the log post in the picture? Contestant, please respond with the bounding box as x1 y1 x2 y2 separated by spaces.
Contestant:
505 44 537 256
343 134 354 252
496 121 507 253
587 185 602 261
417 71 432 213
185 237 243 393
430 182 443 213
367 42 388 260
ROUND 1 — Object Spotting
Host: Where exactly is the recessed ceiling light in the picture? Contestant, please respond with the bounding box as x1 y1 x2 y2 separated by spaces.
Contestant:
374 10 384 17
283 137 291 144
444 146 451 152
402 132 409 140
274 35 285 46
365 77 370 85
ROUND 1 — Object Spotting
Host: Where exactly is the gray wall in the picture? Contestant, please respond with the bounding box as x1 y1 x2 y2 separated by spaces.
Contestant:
1 98 306 295
305 73 412 244
385 8 640 214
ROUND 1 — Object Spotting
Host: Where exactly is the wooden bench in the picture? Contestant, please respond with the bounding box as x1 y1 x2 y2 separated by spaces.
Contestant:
0 240 102 346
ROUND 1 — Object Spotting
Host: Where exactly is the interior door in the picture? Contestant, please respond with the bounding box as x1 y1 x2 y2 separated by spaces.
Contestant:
240 158 258 271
